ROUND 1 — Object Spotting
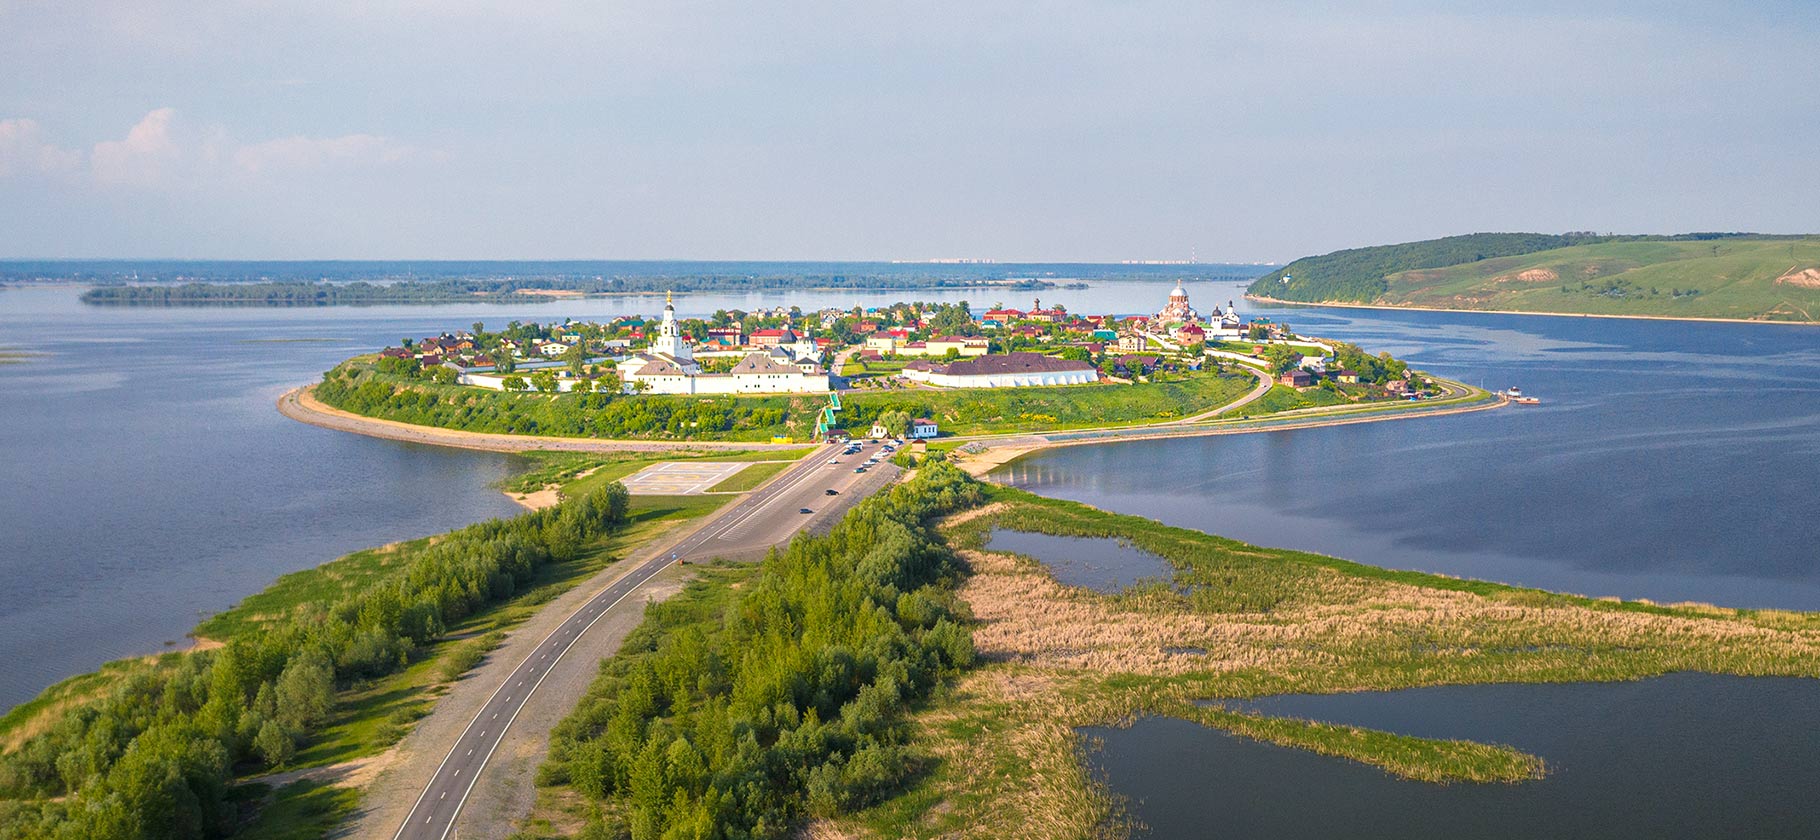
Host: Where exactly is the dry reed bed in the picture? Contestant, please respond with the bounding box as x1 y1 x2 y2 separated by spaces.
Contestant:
829 489 1820 838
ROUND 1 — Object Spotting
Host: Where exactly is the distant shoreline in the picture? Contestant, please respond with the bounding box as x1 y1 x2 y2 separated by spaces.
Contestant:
1244 294 1820 326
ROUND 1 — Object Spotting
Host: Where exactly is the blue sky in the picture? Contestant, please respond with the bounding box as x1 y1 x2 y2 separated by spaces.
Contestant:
2 1 1815 261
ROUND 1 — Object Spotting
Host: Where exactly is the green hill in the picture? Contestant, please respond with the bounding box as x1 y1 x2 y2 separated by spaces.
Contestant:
1249 233 1820 322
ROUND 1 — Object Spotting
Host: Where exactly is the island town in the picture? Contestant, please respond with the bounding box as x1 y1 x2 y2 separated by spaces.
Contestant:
355 282 1439 444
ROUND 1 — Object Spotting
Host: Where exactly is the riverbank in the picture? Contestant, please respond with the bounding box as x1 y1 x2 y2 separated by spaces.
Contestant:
278 385 806 453
805 483 1820 838
1246 294 1820 325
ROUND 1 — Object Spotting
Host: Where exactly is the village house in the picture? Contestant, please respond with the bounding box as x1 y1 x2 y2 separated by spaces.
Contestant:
1278 369 1314 387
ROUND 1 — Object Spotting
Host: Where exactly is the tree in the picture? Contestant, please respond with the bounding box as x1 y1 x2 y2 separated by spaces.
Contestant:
501 375 528 392
274 652 334 731
926 302 977 337
1262 344 1301 376
253 720 295 767
564 342 588 377
532 371 560 393
496 348 517 374
875 410 911 437
429 365 459 385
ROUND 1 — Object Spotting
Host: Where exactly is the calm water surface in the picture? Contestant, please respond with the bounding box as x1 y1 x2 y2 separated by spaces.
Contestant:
1085 674 1820 839
997 288 1820 609
984 529 1174 593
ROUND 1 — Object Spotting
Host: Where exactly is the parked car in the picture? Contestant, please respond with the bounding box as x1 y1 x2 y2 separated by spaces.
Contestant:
798 508 813 514
825 489 839 496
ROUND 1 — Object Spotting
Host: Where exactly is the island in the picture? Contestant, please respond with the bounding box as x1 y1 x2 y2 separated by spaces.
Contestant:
1248 232 1820 322
295 285 1490 454
0 283 1508 840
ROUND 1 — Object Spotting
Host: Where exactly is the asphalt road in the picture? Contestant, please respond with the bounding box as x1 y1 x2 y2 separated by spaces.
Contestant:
389 438 901 840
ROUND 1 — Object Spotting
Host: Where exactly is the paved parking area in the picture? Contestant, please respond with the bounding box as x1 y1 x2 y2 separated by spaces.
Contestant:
618 461 752 495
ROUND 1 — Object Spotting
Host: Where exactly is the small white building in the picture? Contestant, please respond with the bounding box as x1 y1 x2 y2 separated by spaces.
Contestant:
901 352 1096 388
909 418 939 439
618 295 829 394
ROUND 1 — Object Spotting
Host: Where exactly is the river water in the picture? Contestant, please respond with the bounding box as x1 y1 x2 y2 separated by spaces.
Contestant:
3 278 1815 719
995 290 1820 610
1085 674 1820 839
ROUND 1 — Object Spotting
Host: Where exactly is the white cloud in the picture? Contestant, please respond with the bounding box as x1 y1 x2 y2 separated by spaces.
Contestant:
0 118 83 177
90 107 181 186
0 109 441 187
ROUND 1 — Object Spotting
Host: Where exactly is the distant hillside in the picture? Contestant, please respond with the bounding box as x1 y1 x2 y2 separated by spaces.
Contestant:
1249 233 1820 322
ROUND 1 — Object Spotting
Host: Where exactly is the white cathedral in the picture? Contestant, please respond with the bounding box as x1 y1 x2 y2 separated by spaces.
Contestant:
617 293 830 395
1153 280 1243 338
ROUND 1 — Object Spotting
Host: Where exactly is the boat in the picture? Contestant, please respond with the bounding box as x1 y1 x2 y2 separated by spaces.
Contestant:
1497 386 1541 405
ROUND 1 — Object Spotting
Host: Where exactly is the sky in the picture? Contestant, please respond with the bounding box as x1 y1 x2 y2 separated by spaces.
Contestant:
1 1 1816 262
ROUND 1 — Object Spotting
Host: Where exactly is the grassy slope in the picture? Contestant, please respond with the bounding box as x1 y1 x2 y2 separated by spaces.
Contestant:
1258 235 1820 321
849 372 1255 436
1379 237 1820 320
823 485 1820 839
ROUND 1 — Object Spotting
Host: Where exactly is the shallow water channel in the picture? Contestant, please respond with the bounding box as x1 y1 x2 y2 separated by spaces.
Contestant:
1081 673 1820 839
983 529 1175 593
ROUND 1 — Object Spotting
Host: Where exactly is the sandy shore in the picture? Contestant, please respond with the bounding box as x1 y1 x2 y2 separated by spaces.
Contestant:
1245 294 1820 326
277 386 807 454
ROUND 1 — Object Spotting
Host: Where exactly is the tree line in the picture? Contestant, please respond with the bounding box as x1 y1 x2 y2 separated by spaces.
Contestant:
315 362 804 441
542 463 983 838
0 483 631 839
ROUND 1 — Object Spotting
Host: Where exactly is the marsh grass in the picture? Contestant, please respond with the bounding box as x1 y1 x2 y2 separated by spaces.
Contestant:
821 485 1820 838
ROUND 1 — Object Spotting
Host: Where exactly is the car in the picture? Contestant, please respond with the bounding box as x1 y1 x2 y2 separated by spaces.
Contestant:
854 467 866 473
798 508 813 514
824 488 839 496
827 458 839 465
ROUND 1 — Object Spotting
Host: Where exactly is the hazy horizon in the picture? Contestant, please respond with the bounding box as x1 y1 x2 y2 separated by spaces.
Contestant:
4 2 1816 262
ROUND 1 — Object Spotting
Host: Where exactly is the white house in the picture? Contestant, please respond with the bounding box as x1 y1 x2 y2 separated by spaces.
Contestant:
901 352 1096 388
619 297 829 394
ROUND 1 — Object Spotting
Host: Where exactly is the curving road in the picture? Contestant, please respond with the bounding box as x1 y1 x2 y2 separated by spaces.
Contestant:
388 440 900 840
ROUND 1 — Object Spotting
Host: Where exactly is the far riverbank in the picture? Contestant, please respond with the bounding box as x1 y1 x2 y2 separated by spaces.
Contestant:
1245 294 1820 325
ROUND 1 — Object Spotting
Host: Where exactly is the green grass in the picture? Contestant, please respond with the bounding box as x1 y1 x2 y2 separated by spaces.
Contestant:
845 371 1254 437
841 358 911 377
1270 235 1820 321
705 460 793 492
1243 384 1350 415
232 780 362 840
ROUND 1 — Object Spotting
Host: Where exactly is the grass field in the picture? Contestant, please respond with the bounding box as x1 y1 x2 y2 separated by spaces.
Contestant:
1377 237 1820 321
809 484 1820 838
845 372 1255 437
704 460 793 492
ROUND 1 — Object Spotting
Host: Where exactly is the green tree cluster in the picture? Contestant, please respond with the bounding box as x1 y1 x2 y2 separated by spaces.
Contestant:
0 484 631 840
315 362 802 441
543 464 983 838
